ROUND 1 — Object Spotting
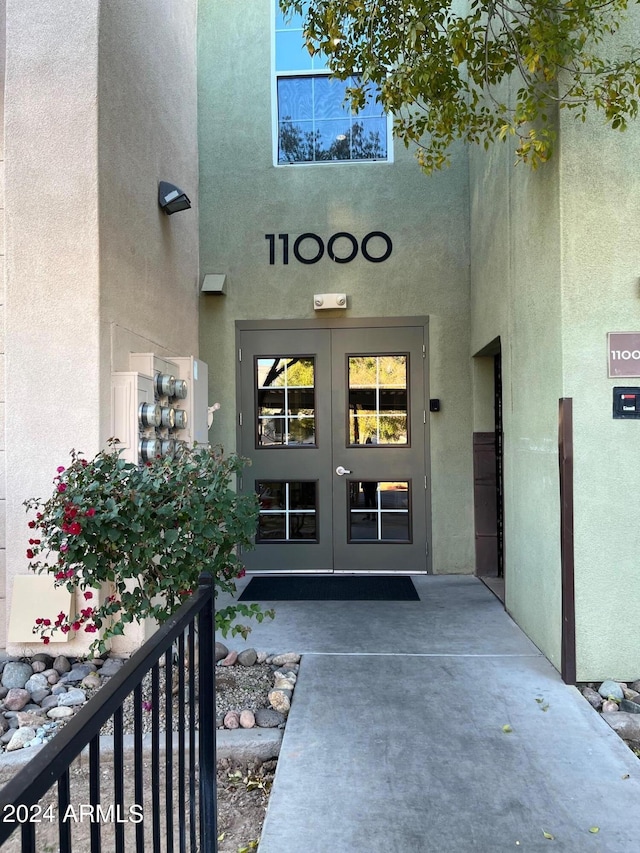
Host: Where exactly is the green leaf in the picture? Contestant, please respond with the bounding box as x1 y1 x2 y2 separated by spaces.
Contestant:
542 830 555 840
589 827 599 833
502 724 513 733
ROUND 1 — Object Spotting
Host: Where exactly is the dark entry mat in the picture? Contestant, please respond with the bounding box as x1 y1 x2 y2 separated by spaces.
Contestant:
238 575 419 601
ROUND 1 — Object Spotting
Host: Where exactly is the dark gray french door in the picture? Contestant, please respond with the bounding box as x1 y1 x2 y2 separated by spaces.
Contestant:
237 321 429 573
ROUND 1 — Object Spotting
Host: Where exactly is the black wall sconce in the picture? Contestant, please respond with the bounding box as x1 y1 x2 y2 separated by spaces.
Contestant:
158 181 191 215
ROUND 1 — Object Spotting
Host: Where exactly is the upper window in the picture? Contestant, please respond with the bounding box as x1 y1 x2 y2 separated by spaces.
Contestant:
275 7 389 165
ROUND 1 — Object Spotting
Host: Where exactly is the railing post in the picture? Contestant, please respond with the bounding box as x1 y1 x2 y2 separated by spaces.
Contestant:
198 572 217 852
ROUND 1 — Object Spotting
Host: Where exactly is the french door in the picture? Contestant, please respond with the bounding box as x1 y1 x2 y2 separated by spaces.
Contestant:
237 321 430 573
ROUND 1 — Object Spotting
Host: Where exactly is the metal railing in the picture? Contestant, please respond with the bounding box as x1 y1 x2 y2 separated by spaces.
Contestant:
0 573 217 852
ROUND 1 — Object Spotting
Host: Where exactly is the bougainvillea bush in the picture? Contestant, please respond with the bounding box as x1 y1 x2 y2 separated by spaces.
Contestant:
24 445 272 656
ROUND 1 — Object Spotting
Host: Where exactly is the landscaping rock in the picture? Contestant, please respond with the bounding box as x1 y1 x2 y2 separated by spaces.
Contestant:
240 710 256 728
629 680 640 693
620 699 640 714
57 688 86 707
31 654 54 668
622 688 640 701
220 651 238 667
3 689 31 711
1 662 33 690
0 687 7 701
255 708 285 728
53 656 72 675
268 689 291 714
598 680 624 701
6 727 35 752
215 642 229 663
60 665 94 683
99 658 124 678
237 648 258 667
224 711 240 730
29 689 51 705
602 700 619 713
51 684 68 696
16 712 46 729
581 687 603 710
25 674 49 695
270 653 301 666
47 706 74 720
31 661 47 674
40 696 60 712
602 712 640 741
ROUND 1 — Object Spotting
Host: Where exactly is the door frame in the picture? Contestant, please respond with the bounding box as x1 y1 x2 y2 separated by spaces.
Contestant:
235 316 432 574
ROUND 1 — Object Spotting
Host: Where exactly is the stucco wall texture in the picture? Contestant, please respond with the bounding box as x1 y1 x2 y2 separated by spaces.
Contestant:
470 50 640 677
198 0 475 574
4 0 199 657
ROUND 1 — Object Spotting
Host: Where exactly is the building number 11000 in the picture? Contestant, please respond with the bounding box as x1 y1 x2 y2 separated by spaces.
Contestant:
265 232 392 265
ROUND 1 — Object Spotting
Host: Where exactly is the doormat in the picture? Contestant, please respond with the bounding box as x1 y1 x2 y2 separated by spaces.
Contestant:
238 575 419 601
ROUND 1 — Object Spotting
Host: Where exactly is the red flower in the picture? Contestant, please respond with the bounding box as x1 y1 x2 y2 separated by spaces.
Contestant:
84 591 93 600
57 483 67 493
65 569 74 578
42 619 51 627
81 607 94 618
43 637 50 645
35 618 43 625
238 568 246 578
81 459 88 467
28 520 36 529
36 513 43 520
68 522 82 535
65 506 78 520
55 571 65 580
57 611 66 621
26 549 34 559
61 625 70 634
85 508 96 517
72 621 81 632
57 466 65 473
84 624 97 633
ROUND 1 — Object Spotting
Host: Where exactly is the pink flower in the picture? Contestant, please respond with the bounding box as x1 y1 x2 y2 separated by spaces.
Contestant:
84 591 93 600
57 483 67 493
81 607 94 618
61 625 70 634
42 619 51 627
55 571 65 580
84 624 97 633
142 701 152 712
72 621 81 632
57 466 65 473
60 544 69 553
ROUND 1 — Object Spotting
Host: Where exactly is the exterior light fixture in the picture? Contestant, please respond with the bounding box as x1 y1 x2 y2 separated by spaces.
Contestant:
158 181 191 215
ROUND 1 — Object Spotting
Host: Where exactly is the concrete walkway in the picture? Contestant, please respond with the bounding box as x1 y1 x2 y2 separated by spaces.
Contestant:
223 575 640 852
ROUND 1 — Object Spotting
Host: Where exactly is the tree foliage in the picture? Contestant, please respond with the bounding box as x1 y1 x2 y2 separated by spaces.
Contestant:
280 0 640 171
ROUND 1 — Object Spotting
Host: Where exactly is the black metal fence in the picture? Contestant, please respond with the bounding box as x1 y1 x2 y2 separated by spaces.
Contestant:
0 573 217 852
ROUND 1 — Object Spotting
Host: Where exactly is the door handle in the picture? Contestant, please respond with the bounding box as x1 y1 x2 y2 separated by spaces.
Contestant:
335 466 352 476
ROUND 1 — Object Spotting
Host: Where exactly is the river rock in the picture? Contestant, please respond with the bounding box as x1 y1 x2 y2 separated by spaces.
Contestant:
31 653 54 667
270 653 301 666
620 699 640 714
215 642 229 663
622 688 640 702
255 708 285 728
29 688 51 705
223 711 240 729
6 727 36 751
581 687 603 710
273 674 296 690
40 696 60 711
602 700 619 713
220 651 238 667
268 689 291 714
598 680 624 701
53 656 72 675
16 712 46 729
57 688 86 707
602 711 640 741
3 688 31 711
98 658 124 678
237 648 258 667
25 674 49 694
61 665 94 683
1 662 33 690
46 672 60 685
0 686 7 700
82 674 101 690
31 661 47 674
51 684 68 696
256 651 269 664
629 680 640 693
47 706 74 720
239 710 256 728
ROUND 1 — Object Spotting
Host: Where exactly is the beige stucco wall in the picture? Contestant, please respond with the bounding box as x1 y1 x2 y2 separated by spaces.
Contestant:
4 0 199 657
0 0 6 648
198 0 475 574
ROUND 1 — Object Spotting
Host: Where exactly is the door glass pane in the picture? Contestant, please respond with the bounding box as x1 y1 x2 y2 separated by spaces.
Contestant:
256 481 317 542
348 481 411 542
348 355 408 445
256 357 315 446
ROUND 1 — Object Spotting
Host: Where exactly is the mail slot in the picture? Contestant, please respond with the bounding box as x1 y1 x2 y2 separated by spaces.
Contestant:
613 387 640 418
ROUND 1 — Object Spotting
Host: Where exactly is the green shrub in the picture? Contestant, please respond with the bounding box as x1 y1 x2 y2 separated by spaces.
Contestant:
25 444 272 656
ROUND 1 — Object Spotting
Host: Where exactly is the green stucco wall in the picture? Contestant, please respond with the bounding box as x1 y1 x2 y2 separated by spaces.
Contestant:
198 0 474 574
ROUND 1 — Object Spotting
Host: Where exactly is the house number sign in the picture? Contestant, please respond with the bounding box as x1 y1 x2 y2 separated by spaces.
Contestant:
608 332 640 377
265 231 392 265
